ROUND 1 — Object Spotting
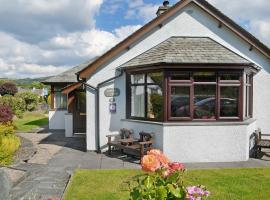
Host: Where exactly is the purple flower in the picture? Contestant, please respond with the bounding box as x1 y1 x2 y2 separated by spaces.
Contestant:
186 186 210 199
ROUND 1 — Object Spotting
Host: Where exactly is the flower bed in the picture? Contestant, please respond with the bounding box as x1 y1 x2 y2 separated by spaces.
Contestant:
129 149 210 200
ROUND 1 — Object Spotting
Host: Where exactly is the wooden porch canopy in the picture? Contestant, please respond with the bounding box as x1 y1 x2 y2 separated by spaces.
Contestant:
61 82 82 95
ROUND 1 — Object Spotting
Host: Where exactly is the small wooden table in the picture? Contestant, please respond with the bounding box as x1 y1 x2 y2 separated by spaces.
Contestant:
118 138 138 146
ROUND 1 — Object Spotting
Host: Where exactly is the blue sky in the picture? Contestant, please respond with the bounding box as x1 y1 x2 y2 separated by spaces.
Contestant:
0 0 269 78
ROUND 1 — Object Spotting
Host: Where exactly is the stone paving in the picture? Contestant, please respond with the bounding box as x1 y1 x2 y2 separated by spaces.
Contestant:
8 130 139 200
5 129 270 200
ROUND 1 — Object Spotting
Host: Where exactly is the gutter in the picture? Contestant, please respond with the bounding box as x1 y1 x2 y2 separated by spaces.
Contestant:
76 68 124 152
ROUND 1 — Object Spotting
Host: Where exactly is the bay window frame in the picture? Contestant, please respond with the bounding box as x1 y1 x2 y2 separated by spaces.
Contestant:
126 70 164 121
126 67 252 122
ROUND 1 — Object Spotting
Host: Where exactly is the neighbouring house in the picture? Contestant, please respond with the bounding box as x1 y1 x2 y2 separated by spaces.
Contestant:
43 0 270 163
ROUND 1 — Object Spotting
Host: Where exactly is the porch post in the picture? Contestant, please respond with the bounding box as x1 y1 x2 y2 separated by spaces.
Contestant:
50 85 55 109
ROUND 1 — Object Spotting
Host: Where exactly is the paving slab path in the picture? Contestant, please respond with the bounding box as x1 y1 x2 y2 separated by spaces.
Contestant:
8 130 139 200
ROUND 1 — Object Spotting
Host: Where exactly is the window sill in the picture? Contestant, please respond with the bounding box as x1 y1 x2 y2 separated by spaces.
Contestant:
121 118 256 126
49 109 68 111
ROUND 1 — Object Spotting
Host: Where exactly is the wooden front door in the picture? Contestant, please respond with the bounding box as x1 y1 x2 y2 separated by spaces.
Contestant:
73 91 86 133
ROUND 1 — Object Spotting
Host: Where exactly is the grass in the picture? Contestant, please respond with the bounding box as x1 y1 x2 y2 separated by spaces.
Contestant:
14 112 48 132
64 168 270 200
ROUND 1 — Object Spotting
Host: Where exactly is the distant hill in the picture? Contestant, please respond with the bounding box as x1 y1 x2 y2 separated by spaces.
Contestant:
13 77 52 86
0 76 52 88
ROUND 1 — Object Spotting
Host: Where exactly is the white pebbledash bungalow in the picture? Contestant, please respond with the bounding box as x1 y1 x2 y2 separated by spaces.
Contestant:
43 0 270 163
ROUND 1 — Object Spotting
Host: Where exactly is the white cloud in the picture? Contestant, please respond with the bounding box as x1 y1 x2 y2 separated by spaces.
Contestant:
0 0 103 43
125 1 159 22
0 24 141 78
208 0 270 46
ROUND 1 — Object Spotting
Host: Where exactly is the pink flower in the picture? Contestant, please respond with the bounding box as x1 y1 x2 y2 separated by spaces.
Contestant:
169 162 185 172
186 186 210 200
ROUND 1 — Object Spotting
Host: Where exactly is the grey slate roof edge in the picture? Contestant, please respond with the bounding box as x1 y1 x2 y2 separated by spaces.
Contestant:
122 62 254 70
200 37 254 63
121 36 253 68
42 57 99 84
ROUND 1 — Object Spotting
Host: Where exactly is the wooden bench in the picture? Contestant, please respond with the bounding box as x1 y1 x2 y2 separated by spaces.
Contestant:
107 128 154 159
254 128 270 158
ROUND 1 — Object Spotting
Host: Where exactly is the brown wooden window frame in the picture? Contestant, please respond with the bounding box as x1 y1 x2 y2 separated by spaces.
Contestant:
126 68 252 122
126 70 164 122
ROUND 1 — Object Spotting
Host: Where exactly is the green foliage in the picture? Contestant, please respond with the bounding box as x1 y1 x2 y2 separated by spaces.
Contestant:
0 123 15 136
149 93 163 120
129 170 186 200
31 81 44 89
47 94 51 106
16 92 39 111
0 95 26 118
0 123 20 166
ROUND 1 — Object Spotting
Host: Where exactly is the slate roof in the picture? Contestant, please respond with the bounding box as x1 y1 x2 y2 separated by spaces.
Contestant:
43 57 98 84
122 37 251 68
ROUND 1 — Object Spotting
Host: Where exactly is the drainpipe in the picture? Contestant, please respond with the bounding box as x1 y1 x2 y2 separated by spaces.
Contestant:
76 68 124 153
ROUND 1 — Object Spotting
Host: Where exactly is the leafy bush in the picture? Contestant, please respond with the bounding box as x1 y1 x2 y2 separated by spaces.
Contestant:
0 123 15 136
0 95 26 118
47 94 51 106
0 82 18 96
0 105 13 123
0 134 20 166
129 150 210 200
15 92 39 111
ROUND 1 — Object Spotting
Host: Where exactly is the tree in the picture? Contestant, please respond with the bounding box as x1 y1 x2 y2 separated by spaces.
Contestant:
0 82 18 96
15 92 39 111
31 81 44 89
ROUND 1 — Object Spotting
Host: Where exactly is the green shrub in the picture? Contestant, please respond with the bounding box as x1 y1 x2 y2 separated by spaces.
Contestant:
0 134 20 166
15 92 39 111
0 123 15 136
0 95 26 118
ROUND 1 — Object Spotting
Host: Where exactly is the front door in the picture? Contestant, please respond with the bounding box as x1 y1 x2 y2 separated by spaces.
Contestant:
73 91 86 133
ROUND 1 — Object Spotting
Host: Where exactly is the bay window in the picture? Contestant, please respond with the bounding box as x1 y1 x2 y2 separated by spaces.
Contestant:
128 72 163 121
127 69 253 122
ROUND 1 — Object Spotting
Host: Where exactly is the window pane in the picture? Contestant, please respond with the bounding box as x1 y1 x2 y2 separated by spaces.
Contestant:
245 86 250 117
147 72 163 85
170 86 190 117
131 74 145 84
55 92 67 109
194 72 216 82
194 85 216 119
170 72 190 80
147 85 163 120
131 86 145 117
220 73 240 80
220 87 239 117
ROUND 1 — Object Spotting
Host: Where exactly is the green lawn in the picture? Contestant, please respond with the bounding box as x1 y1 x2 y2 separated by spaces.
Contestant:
64 168 270 200
14 112 48 132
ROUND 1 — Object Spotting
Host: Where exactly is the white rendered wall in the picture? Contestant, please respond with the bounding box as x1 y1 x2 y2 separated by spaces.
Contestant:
64 113 73 137
49 110 67 130
85 2 270 156
122 120 164 151
163 121 257 163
